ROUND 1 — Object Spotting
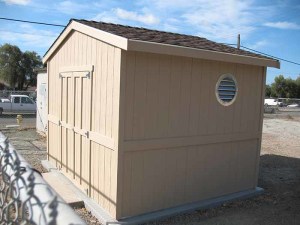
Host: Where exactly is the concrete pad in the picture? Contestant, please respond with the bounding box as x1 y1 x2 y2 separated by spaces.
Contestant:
42 172 84 208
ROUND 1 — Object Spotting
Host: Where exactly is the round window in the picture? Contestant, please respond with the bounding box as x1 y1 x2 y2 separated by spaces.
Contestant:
216 74 238 106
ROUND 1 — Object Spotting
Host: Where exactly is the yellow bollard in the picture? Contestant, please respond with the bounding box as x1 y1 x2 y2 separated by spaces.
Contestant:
16 115 23 126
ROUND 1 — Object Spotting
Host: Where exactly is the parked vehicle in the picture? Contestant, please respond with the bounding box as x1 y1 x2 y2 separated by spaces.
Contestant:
287 103 300 108
264 98 281 107
0 95 36 115
0 99 10 103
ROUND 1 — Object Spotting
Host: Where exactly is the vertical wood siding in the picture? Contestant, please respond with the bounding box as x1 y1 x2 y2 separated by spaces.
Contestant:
119 51 265 217
123 52 263 140
47 31 121 217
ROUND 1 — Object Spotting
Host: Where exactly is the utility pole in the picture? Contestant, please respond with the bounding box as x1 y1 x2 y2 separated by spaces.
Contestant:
237 34 240 49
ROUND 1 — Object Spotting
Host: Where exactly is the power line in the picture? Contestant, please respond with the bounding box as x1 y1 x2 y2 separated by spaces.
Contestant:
0 17 65 27
0 17 299 67
217 43 300 67
240 45 300 66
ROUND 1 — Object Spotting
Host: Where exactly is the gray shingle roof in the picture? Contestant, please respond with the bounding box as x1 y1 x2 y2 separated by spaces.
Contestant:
73 19 274 60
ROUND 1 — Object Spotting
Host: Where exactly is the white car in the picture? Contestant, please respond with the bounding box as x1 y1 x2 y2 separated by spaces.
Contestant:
0 95 36 115
287 103 300 108
264 98 280 107
0 98 10 103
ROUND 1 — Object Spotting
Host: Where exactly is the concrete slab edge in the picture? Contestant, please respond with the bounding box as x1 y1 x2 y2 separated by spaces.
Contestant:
41 160 117 224
53 171 117 224
118 187 264 225
41 160 264 225
41 160 57 172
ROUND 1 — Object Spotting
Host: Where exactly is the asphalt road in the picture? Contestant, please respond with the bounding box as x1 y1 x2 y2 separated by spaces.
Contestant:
0 114 36 129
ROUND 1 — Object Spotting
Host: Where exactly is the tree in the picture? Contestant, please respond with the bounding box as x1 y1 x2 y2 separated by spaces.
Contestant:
0 43 42 90
22 51 42 89
272 75 286 98
0 44 23 89
285 78 298 98
265 84 271 97
270 75 300 99
296 76 300 98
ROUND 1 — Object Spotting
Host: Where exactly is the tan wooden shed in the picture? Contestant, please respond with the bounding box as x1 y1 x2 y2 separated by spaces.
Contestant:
43 19 280 222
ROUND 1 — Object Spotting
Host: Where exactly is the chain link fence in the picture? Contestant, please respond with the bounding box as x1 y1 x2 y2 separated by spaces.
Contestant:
0 90 36 100
0 132 86 225
277 97 300 106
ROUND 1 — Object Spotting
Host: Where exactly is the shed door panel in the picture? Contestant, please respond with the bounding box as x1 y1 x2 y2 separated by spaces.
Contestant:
57 69 93 191
74 77 82 129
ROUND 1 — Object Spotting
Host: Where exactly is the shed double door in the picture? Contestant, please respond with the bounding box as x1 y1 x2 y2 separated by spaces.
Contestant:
59 66 93 191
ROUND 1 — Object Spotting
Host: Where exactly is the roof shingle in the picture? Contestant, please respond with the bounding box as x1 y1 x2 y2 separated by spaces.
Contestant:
73 19 273 60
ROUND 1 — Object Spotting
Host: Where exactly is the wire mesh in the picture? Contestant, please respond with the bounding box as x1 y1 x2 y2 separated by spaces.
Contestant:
0 134 86 225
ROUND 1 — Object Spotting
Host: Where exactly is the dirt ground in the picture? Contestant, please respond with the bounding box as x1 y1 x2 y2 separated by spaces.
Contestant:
1 112 299 225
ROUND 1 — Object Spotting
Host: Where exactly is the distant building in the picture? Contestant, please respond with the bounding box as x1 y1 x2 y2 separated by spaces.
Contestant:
35 68 47 135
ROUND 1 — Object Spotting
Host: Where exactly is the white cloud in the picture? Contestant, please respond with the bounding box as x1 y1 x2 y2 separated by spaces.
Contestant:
264 21 300 30
181 0 259 42
93 8 159 26
56 0 87 15
91 1 286 43
139 0 198 10
2 0 30 5
247 40 268 50
92 10 122 24
136 0 276 42
114 8 159 25
0 24 58 50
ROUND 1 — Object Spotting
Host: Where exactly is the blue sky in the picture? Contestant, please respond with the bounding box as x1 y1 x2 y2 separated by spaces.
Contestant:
0 0 299 84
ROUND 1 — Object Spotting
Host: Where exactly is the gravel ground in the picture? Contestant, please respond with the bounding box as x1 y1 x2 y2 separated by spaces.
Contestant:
1 128 47 173
0 114 36 129
1 112 299 225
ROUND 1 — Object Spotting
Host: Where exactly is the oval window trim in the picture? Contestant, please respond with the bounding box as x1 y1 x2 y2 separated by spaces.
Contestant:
215 74 238 106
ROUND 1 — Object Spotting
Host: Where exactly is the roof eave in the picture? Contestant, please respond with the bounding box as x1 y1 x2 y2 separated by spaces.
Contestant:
127 39 280 69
